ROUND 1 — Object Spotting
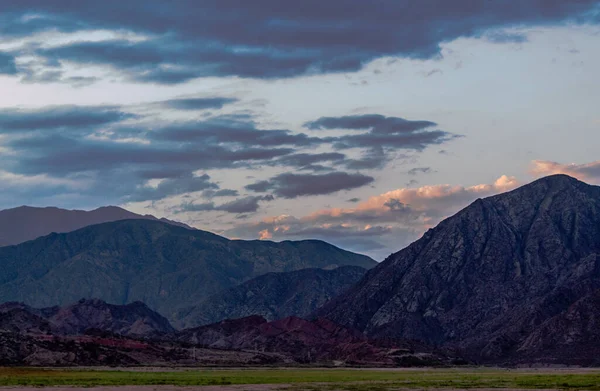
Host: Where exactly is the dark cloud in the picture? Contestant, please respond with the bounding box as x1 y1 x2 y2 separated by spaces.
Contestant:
2 1 597 82
138 168 189 179
384 199 409 211
407 167 434 175
343 147 387 170
306 114 437 134
0 52 17 75
0 103 456 205
161 97 238 110
306 114 458 152
274 152 346 168
150 115 322 147
202 189 240 198
245 180 271 193
127 173 218 202
181 195 274 214
11 138 294 175
347 197 361 203
246 172 374 198
0 105 135 132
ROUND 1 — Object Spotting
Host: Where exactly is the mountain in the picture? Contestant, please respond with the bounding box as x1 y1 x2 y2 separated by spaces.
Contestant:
0 219 376 323
317 175 600 364
0 298 456 367
176 315 453 366
514 289 600 366
175 266 367 329
0 205 192 247
0 299 174 337
45 299 175 337
0 308 51 335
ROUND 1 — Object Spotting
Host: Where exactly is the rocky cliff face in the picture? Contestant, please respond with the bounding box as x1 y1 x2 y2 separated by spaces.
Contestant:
0 219 375 323
317 175 600 364
0 205 192 247
175 265 367 329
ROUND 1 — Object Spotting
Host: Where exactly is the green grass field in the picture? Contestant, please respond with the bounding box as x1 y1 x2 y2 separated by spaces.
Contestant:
1 367 600 389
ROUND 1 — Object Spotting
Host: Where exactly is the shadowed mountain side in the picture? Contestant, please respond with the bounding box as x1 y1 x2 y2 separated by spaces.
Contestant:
317 175 600 364
0 299 174 337
0 205 193 247
175 266 367 329
0 299 457 367
0 219 375 323
176 315 454 366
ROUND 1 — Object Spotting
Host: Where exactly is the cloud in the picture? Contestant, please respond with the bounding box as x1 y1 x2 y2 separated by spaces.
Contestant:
0 105 135 132
343 147 388 170
306 114 458 151
306 114 437 134
273 152 346 169
150 115 322 147
0 103 456 206
407 167 434 175
244 180 271 193
181 195 274 214
530 160 600 183
0 52 18 75
201 189 239 198
2 1 598 82
246 172 374 198
303 114 458 170
160 97 239 111
127 173 219 202
229 175 520 258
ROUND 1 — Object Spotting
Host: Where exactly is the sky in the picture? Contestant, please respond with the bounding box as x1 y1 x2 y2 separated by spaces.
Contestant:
0 1 599 260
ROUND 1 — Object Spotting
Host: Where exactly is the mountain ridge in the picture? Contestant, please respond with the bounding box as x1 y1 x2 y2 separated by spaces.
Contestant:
175 265 367 329
0 218 375 324
317 174 600 364
0 205 193 247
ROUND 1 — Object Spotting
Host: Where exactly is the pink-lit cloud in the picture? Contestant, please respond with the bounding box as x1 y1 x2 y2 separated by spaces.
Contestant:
530 160 600 183
227 175 519 260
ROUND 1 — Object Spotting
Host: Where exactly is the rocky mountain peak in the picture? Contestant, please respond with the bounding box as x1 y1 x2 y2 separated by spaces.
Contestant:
317 175 600 364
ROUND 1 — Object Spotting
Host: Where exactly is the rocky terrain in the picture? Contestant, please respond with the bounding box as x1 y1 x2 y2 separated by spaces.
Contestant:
0 299 453 367
0 299 174 337
0 219 375 323
176 315 453 366
175 266 367 329
317 174 600 364
0 205 192 247
0 331 287 367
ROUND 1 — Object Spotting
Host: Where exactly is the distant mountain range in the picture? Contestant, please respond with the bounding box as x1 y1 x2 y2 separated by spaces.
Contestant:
3 174 600 366
317 174 600 365
174 265 367 329
0 219 375 324
0 205 192 247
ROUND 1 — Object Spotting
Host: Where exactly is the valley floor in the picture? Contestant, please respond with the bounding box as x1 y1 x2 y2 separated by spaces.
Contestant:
1 367 600 390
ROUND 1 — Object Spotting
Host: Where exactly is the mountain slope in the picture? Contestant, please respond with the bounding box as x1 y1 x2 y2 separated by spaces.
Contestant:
175 265 367 329
47 299 175 337
317 175 600 363
176 315 452 366
0 299 173 337
0 205 192 247
0 219 375 323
